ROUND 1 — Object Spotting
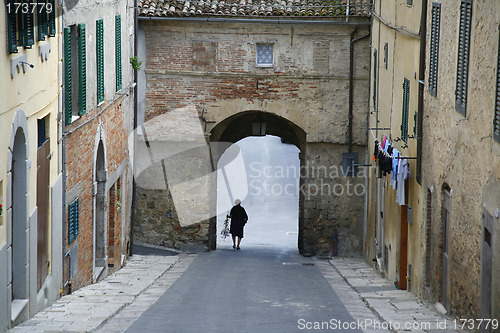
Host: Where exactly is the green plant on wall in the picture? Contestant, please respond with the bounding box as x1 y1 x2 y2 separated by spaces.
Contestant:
130 56 142 70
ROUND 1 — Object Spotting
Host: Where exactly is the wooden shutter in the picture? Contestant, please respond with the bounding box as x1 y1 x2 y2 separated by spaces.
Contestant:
48 0 55 36
37 0 48 41
494 25 500 143
22 0 35 48
7 0 18 53
429 2 441 97
455 0 472 116
64 27 72 125
115 15 122 91
401 78 410 143
373 49 377 106
78 24 87 116
96 19 104 104
68 198 79 245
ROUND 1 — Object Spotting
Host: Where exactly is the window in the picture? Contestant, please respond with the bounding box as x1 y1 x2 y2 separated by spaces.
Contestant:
256 43 273 67
6 0 55 53
115 15 122 92
494 25 500 143
64 24 86 125
401 78 410 143
68 198 79 244
429 2 441 96
6 0 35 53
96 19 104 104
455 0 472 116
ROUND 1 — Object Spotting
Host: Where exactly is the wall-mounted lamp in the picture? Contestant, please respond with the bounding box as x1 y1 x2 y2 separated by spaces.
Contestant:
20 61 34 68
251 121 267 136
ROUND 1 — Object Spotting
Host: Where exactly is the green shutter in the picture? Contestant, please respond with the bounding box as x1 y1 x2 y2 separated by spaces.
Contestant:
68 198 79 244
96 19 104 104
64 27 72 125
37 0 48 41
494 25 500 143
429 2 441 97
48 0 55 36
401 78 410 143
7 0 18 53
78 24 87 115
115 15 122 91
455 0 472 116
22 0 35 48
373 49 377 107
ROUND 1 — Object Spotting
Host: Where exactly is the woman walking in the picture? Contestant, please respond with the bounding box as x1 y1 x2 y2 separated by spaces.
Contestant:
228 199 248 250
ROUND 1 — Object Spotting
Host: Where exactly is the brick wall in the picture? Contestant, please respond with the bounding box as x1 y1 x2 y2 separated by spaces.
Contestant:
64 97 129 290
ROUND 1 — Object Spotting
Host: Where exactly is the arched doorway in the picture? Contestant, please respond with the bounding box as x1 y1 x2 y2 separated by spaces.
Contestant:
9 125 29 321
94 140 107 280
210 111 306 253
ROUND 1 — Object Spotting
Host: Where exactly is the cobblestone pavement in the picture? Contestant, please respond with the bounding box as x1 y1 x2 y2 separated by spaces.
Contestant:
9 250 469 333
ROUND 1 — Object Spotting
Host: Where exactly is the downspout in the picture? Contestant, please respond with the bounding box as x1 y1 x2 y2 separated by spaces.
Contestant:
60 0 68 293
348 27 370 153
129 0 138 256
416 0 428 185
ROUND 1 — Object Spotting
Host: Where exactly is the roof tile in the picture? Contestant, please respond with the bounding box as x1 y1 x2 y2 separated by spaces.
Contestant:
138 0 372 18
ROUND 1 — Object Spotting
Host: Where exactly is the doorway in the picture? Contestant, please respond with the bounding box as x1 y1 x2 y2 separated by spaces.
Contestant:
480 208 493 331
94 140 107 279
10 127 29 317
441 185 451 310
216 136 300 250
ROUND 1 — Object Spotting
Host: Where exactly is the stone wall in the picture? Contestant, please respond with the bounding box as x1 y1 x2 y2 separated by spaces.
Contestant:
421 0 500 319
136 19 370 255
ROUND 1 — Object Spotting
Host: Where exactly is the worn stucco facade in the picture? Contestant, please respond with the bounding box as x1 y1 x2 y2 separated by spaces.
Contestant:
135 7 371 256
366 0 500 323
0 4 63 331
421 0 500 321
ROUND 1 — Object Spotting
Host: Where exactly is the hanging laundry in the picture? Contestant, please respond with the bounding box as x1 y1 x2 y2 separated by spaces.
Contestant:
396 158 409 206
390 149 399 189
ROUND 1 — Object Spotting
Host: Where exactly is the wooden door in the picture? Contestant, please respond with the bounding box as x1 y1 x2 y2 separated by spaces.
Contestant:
441 190 450 310
480 208 493 332
399 178 409 290
37 138 50 291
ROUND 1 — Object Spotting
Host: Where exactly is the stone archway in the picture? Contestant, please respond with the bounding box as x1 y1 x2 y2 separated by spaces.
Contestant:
209 111 306 253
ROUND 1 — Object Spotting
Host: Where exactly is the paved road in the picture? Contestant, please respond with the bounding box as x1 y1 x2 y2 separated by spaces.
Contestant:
125 246 361 333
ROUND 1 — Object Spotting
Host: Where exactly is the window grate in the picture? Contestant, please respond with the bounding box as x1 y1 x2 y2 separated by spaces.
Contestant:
256 43 273 66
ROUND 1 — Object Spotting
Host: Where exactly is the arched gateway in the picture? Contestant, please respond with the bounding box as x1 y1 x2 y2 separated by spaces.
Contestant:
134 1 371 256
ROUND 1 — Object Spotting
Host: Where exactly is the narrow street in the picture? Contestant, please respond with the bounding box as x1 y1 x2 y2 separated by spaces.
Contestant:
8 242 468 333
124 247 359 333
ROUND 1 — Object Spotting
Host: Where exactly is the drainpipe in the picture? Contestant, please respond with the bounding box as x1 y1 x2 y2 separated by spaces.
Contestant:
60 0 68 294
348 28 370 153
129 0 138 257
416 0 427 185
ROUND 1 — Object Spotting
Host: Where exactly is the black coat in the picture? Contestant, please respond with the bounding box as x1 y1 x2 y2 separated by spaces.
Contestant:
229 204 248 238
